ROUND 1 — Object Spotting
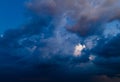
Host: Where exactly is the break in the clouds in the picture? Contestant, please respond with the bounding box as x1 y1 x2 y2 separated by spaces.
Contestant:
0 0 120 82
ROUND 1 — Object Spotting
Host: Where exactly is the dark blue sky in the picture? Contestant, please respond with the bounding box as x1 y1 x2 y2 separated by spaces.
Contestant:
0 0 26 33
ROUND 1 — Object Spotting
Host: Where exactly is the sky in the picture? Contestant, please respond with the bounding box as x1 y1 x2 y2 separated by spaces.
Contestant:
0 0 26 33
0 0 120 82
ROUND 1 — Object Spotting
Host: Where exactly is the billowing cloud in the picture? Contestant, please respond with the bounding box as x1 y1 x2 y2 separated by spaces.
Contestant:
26 0 120 36
0 0 120 82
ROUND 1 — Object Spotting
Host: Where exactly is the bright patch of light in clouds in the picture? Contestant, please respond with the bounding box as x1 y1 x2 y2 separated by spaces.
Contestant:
74 43 86 56
89 55 96 61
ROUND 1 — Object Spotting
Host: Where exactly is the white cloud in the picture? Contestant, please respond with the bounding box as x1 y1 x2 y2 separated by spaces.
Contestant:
74 43 86 56
89 55 96 61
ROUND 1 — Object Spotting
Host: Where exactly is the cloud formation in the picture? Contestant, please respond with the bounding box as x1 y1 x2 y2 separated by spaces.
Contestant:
26 0 120 36
0 0 120 82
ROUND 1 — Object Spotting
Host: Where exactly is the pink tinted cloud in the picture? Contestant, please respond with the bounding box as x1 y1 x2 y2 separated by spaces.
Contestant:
25 0 120 36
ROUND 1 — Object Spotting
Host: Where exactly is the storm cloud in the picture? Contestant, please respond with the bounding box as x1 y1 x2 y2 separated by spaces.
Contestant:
0 0 120 82
26 0 120 36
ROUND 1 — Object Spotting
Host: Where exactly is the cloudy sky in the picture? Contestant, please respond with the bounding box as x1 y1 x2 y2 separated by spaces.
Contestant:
0 0 120 82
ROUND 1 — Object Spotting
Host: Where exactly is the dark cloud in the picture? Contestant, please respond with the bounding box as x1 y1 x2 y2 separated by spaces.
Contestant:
1 0 120 82
26 0 120 36
93 34 120 57
92 75 120 82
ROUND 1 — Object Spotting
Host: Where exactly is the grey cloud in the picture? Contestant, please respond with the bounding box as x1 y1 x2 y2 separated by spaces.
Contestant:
26 0 120 36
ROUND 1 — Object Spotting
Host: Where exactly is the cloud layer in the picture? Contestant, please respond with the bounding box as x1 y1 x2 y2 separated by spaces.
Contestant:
0 0 120 82
26 0 120 36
